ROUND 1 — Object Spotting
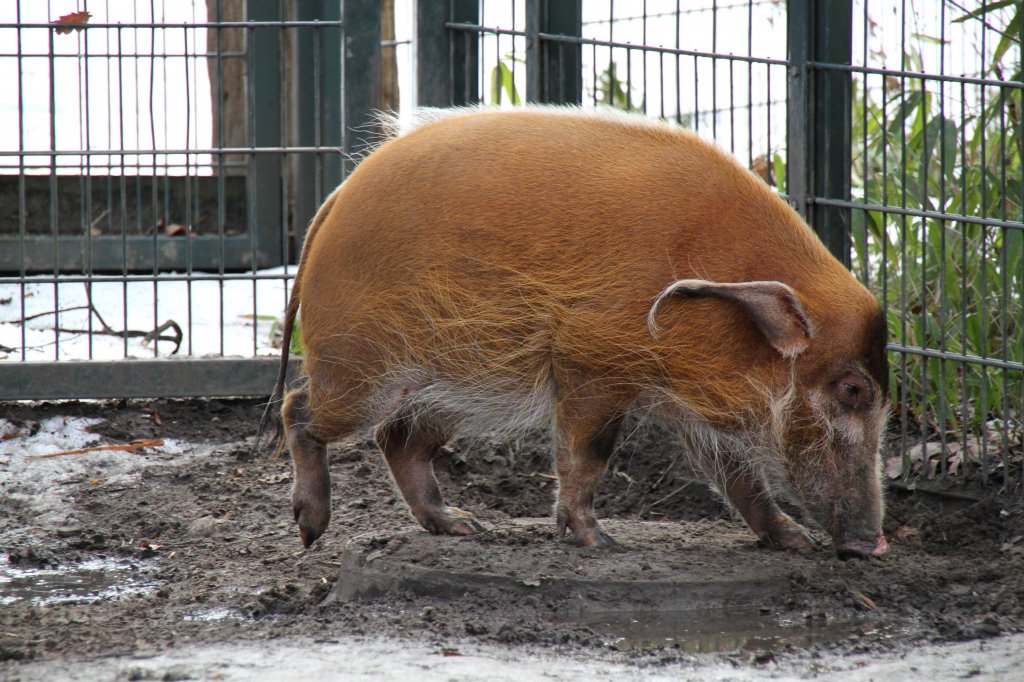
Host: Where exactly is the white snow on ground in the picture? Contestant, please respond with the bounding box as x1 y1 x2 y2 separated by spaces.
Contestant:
7 631 1024 682
0 414 218 527
0 266 295 361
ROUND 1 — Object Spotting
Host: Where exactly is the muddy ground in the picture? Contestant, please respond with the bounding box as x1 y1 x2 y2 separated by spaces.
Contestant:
1 398 1023 679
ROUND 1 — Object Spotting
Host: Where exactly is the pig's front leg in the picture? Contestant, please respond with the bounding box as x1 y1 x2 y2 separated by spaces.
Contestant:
713 455 815 551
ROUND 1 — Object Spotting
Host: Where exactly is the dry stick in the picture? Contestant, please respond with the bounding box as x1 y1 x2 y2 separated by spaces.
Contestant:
9 302 183 354
639 480 694 518
26 439 165 460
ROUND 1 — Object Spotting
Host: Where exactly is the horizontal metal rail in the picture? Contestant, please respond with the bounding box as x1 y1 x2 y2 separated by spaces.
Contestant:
0 235 274 272
445 21 790 68
538 32 790 67
0 272 294 286
812 196 1024 232
808 60 1024 91
2 146 344 157
0 357 302 401
888 343 1024 374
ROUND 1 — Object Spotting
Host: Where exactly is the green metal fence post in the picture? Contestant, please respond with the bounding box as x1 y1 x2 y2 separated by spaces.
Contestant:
787 0 853 267
417 0 479 106
341 0 381 176
291 0 342 263
247 0 285 267
526 0 583 105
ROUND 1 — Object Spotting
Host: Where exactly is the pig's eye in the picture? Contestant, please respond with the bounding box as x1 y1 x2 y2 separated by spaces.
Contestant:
834 371 871 409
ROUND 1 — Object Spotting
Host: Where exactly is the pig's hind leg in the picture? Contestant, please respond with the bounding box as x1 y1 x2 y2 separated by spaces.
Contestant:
374 414 484 536
552 397 625 549
283 385 352 548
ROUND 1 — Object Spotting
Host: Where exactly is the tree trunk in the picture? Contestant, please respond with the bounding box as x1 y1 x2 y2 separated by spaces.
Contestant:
380 0 399 111
206 0 247 174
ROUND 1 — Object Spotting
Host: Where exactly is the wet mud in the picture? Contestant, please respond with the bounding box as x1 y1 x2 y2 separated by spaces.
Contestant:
1 398 1023 675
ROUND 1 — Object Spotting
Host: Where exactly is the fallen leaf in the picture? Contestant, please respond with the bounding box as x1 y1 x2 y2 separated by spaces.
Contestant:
54 11 91 34
889 526 919 542
750 153 774 186
0 296 11 305
884 456 903 479
850 589 878 611
142 407 163 426
1 432 17 441
89 478 104 485
441 647 461 657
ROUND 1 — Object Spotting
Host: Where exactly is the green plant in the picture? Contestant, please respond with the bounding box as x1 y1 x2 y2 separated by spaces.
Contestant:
490 54 522 106
595 61 644 112
849 5 1022 440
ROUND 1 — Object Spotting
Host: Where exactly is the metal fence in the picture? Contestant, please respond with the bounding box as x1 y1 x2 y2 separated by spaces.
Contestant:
0 0 384 398
1 1 1021 490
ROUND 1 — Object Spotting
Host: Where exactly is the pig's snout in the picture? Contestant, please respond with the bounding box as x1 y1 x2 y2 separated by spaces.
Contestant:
834 531 888 560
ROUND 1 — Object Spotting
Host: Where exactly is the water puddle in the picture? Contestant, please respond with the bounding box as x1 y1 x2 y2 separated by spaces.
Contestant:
0 555 158 606
183 606 246 622
576 607 877 652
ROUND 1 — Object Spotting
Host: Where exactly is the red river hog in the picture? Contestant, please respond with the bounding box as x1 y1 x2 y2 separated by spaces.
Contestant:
261 107 891 559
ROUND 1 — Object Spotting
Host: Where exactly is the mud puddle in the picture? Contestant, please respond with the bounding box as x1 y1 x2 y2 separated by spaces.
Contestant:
0 555 158 606
575 607 892 652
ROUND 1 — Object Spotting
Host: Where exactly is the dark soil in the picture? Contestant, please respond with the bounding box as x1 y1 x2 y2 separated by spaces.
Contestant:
1 398 1023 671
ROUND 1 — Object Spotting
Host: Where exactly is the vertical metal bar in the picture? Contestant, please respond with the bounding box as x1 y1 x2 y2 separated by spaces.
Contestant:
290 0 320 263
711 0 718 139
526 0 540 103
787 0 853 267
919 75 931 475
747 0 753 167
937 4 949 475
526 0 582 105
341 0 381 177
416 0 479 106
248 0 284 268
16 3 27 360
542 0 582 105
786 0 810 218
185 22 195 357
48 19 59 360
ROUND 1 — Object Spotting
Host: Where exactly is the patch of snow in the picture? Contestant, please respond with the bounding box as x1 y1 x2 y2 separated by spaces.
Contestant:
0 415 219 525
0 267 295 362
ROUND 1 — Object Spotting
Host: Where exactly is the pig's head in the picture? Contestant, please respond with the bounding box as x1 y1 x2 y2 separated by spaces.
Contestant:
786 301 891 560
650 279 891 559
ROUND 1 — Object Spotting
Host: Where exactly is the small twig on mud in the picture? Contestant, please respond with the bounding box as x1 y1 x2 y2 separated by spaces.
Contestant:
648 458 679 491
26 438 165 460
639 480 694 517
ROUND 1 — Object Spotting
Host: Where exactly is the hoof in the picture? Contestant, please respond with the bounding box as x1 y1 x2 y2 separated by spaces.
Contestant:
574 527 621 549
420 507 485 536
293 501 330 549
757 516 817 551
556 513 620 549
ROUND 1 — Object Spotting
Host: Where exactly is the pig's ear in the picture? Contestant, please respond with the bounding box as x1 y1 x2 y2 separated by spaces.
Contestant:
648 279 813 358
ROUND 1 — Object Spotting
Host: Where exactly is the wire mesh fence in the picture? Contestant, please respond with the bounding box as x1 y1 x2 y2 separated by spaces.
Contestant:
844 1 1023 490
0 0 391 397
